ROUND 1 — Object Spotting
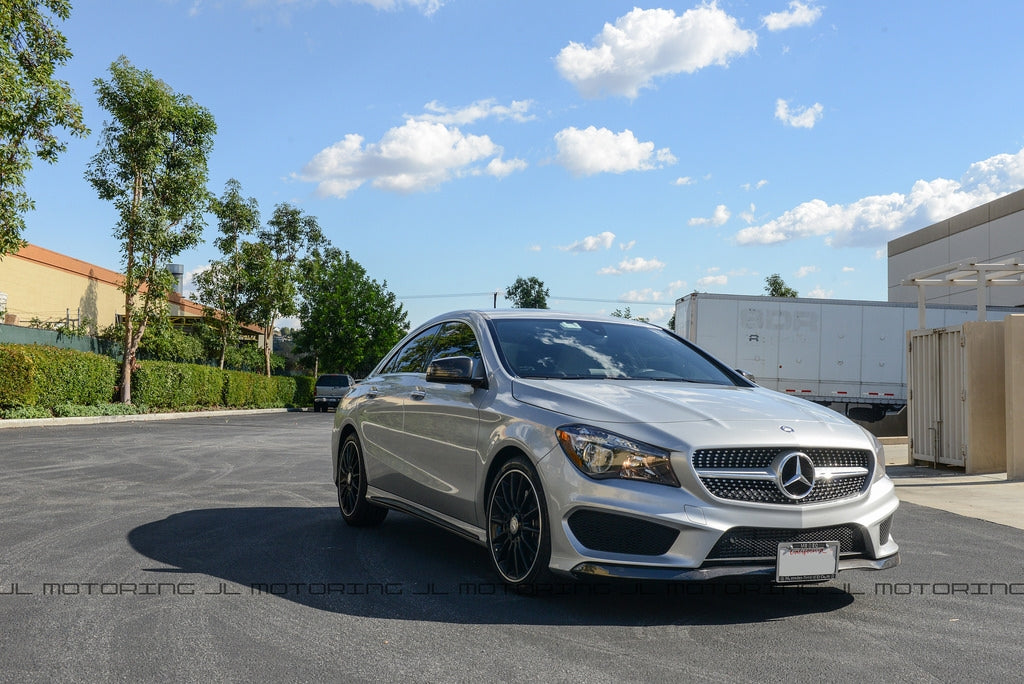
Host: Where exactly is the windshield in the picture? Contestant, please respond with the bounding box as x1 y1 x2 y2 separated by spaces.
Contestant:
490 318 738 384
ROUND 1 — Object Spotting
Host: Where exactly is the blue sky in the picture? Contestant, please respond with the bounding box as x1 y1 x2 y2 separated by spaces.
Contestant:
21 0 1024 328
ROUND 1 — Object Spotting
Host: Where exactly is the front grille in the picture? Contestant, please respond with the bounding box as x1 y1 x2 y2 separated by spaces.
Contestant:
692 447 873 505
707 525 867 560
567 510 679 556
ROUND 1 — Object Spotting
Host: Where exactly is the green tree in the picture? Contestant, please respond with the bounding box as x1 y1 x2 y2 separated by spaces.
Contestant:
1 0 88 256
610 306 649 323
85 56 216 403
193 178 260 368
764 273 798 298
505 275 549 309
238 202 323 376
294 246 408 378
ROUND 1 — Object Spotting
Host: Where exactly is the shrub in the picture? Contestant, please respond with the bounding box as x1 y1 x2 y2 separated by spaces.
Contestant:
0 344 116 408
0 346 37 406
1 405 52 419
132 361 223 409
291 375 315 407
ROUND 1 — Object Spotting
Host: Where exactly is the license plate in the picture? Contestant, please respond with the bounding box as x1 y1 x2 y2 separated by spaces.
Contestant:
776 541 839 583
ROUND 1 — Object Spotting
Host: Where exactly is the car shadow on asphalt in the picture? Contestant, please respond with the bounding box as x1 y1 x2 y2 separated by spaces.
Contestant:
127 506 854 625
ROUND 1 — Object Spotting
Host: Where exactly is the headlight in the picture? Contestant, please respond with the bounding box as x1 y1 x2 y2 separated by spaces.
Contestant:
861 427 887 480
556 425 679 487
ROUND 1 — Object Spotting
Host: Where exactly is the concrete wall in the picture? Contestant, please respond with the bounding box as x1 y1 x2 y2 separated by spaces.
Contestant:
963 321 1006 474
1006 315 1024 480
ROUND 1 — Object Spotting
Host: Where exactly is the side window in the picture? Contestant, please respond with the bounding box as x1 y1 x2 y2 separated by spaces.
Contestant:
382 325 442 374
430 322 482 364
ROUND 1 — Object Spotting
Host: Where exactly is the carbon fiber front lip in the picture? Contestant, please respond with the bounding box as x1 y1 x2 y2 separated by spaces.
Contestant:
570 552 900 582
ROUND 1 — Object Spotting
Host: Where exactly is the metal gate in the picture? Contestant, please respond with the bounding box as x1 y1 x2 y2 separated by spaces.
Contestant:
907 326 966 466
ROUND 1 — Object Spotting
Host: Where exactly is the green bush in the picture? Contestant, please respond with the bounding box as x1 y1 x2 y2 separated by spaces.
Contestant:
291 375 314 407
132 361 224 409
0 344 116 408
274 376 297 407
0 346 37 406
1 404 52 419
222 370 283 408
50 403 146 418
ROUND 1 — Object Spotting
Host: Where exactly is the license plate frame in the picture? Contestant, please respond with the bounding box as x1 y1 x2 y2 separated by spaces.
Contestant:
775 541 839 583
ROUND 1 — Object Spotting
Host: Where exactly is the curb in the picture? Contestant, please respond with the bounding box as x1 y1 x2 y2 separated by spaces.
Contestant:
0 407 305 429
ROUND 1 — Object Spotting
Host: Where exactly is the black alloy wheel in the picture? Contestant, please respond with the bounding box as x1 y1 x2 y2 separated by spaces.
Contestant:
487 457 551 585
337 433 387 526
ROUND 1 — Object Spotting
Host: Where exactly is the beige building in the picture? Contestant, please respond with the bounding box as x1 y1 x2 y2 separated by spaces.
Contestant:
0 243 256 341
888 188 1024 307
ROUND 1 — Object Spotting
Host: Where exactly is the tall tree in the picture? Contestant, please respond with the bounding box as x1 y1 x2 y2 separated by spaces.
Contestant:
764 273 798 298
505 275 549 309
294 247 408 378
193 178 260 368
85 56 216 403
239 203 323 376
1 0 88 256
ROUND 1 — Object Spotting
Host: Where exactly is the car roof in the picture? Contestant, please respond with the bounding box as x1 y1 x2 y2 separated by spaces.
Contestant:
418 309 655 328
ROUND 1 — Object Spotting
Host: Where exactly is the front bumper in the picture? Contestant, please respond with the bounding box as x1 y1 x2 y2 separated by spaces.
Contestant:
537 449 901 582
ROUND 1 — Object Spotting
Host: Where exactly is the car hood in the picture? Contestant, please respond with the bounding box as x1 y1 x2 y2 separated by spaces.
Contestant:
512 379 853 432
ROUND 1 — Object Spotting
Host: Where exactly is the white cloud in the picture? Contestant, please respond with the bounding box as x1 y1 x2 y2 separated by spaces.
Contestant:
734 146 1024 248
807 286 834 298
620 279 687 302
742 179 768 191
763 1 823 31
842 266 856 272
796 265 819 278
689 204 731 226
740 203 757 223
674 176 695 186
619 240 636 251
528 245 541 252
555 126 676 176
300 116 527 197
351 0 446 15
555 4 757 99
599 257 666 275
561 231 616 252
418 99 535 125
486 157 528 178
775 99 824 128
697 274 728 288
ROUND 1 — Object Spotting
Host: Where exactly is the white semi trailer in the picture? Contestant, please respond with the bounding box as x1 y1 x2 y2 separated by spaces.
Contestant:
674 292 1018 421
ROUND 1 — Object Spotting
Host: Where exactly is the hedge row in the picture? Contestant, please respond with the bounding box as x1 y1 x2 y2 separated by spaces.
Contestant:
0 344 314 411
0 344 117 407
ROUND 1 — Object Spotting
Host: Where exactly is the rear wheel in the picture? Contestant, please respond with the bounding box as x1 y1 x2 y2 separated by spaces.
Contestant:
337 433 387 526
486 457 551 585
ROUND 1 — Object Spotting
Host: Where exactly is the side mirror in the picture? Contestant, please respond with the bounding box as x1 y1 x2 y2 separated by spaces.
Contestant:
736 369 757 384
426 356 487 388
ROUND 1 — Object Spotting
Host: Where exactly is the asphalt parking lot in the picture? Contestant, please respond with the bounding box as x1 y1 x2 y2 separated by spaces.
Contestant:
2 412 1023 682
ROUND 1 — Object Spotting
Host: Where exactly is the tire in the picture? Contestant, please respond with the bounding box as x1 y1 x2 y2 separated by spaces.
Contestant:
486 457 551 586
336 433 388 526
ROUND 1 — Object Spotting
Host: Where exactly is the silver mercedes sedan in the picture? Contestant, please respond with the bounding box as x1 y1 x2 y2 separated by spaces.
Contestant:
331 309 900 586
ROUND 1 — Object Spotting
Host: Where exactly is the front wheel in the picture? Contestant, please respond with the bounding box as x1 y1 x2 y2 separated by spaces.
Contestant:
336 433 387 526
486 457 551 585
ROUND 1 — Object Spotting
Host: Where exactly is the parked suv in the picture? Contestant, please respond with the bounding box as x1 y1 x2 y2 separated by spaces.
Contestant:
313 374 354 412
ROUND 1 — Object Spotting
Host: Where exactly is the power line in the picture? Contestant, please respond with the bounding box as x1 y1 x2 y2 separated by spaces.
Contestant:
396 292 675 306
